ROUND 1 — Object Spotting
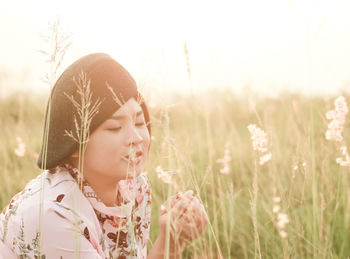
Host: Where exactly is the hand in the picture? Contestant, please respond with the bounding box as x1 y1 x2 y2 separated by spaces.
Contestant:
158 190 208 248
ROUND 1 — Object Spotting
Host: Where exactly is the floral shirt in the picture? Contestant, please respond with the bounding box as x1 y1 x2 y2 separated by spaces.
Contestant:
0 164 152 258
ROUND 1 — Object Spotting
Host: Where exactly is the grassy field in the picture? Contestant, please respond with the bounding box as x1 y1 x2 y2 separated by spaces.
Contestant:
1 90 349 258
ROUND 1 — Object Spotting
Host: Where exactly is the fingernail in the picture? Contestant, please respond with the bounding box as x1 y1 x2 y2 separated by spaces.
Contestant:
185 190 194 196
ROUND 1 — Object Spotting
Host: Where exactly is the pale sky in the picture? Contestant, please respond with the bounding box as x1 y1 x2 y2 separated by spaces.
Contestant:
1 0 350 100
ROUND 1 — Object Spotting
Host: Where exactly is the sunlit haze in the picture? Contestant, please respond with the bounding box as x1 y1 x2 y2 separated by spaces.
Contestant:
1 0 350 100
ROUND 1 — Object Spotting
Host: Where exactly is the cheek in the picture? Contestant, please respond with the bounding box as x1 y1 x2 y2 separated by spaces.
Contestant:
85 133 123 159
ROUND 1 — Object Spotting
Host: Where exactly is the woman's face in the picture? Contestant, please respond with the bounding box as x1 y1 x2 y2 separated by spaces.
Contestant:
74 97 150 182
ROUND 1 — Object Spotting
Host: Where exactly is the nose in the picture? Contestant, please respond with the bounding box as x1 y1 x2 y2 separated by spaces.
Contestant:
127 126 143 146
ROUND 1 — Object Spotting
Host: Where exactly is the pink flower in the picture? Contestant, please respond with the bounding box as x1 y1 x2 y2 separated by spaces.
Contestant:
279 230 287 239
325 129 343 142
155 166 172 184
277 213 290 229
216 143 231 174
326 110 336 120
325 96 348 142
259 152 272 165
272 196 289 238
273 196 281 203
248 124 272 165
247 124 268 152
220 165 230 175
273 205 280 214
336 146 350 166
335 96 348 114
14 137 26 157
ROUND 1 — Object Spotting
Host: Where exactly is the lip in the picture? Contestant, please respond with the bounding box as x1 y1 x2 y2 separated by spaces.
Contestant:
122 150 143 165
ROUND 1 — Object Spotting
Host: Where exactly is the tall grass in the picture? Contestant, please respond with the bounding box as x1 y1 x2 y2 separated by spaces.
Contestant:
1 90 350 258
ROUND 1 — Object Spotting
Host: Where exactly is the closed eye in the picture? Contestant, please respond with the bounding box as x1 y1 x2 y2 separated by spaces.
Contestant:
109 122 145 132
108 127 121 132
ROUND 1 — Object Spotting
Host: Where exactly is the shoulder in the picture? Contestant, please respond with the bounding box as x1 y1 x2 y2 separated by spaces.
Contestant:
0 170 93 240
0 170 102 255
2 170 78 215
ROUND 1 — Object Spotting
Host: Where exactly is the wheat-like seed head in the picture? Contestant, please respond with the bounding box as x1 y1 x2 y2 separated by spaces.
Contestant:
64 70 102 146
38 17 72 86
106 82 126 107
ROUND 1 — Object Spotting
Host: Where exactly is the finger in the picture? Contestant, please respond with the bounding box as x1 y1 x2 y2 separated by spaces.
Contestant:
176 215 201 241
167 190 189 209
167 201 206 243
159 204 167 216
183 201 208 234
163 190 195 224
171 195 195 219
171 191 184 206
159 197 177 216
178 198 204 233
181 190 194 197
177 197 196 221
194 203 209 228
184 207 208 240
160 191 186 214
196 215 207 235
178 197 201 220
184 195 202 214
172 191 193 208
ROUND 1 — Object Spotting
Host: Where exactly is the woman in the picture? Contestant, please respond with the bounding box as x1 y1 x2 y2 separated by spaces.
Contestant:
0 53 208 258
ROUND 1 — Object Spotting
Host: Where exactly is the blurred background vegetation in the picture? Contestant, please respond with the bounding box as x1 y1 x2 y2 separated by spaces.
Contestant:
1 90 349 258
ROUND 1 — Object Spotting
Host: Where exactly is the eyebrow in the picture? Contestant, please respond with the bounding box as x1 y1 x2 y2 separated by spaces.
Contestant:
109 110 144 121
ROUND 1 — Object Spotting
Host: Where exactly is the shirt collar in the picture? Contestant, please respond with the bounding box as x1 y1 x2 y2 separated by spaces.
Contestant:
58 163 148 218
